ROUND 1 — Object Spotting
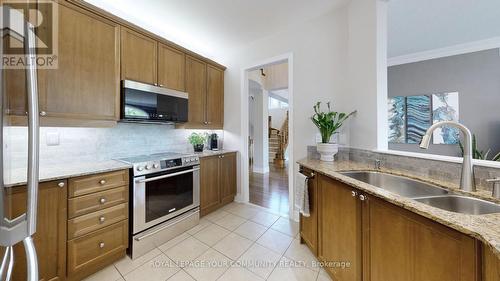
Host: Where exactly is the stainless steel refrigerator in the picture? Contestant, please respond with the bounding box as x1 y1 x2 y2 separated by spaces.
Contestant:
0 4 40 281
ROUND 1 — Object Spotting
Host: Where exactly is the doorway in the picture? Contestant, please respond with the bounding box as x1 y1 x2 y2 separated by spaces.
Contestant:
242 55 293 217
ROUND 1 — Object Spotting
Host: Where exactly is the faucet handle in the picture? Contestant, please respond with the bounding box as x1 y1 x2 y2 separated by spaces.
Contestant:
486 178 500 199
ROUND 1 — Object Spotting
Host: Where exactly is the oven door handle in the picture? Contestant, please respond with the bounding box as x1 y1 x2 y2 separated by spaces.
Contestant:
136 167 200 183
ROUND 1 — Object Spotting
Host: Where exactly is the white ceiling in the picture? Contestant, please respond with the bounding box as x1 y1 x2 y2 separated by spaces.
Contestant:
85 0 348 63
388 0 500 58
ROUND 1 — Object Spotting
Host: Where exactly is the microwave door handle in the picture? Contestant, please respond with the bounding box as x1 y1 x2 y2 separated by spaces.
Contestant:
136 167 200 183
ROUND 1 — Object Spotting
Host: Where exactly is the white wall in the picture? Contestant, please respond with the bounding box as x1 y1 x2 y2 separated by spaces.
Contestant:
222 7 349 202
341 0 387 151
249 80 269 173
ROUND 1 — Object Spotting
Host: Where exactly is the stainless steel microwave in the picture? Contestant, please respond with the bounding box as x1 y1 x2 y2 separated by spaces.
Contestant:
121 80 189 124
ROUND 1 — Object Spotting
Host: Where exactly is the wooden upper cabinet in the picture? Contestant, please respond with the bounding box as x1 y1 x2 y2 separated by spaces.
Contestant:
318 175 362 281
39 2 120 121
219 153 237 203
120 28 157 84
185 55 207 126
206 65 224 129
299 167 318 255
200 155 220 215
3 180 67 281
364 195 478 281
158 43 185 91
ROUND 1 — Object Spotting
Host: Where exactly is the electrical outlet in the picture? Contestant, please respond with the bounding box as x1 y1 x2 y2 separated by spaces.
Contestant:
46 132 60 146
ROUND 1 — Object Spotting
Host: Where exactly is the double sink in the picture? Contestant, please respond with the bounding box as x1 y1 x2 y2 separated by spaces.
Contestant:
341 171 500 215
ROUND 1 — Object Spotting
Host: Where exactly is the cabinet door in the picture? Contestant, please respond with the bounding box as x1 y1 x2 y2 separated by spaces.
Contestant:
158 44 185 91
483 244 500 281
206 65 224 129
40 3 120 121
219 153 236 204
364 195 479 281
318 175 362 281
363 197 412 281
2 180 67 281
120 27 157 84
299 167 318 255
200 156 220 216
185 55 207 126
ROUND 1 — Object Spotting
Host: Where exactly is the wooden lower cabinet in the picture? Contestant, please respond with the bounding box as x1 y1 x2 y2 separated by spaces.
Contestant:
318 174 362 281
219 153 237 204
200 152 237 216
67 221 128 280
483 245 500 281
66 170 129 280
299 167 318 255
301 168 484 281
2 180 67 281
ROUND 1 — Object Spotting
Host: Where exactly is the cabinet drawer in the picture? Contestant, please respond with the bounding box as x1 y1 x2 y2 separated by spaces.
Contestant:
69 170 129 198
68 185 128 218
68 203 128 239
67 221 128 278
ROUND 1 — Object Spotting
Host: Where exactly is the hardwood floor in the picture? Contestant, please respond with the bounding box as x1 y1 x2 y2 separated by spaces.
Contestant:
249 163 289 215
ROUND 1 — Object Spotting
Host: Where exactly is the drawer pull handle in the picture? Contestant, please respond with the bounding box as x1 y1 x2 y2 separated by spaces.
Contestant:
58 182 65 188
99 179 106 185
99 216 105 224
99 198 107 204
351 191 358 197
359 195 366 201
99 242 105 249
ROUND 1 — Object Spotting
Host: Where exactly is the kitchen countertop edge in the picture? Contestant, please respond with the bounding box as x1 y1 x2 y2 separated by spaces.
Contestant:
297 158 500 259
5 160 133 188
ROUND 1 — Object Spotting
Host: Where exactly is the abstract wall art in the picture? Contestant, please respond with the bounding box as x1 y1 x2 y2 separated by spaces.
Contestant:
432 92 460 144
406 95 432 144
388 96 406 143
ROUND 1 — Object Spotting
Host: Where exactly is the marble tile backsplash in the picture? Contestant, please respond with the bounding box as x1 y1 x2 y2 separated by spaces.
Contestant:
4 123 222 170
307 146 500 192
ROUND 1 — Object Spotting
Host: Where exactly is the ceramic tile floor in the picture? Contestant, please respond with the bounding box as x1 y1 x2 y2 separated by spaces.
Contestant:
83 202 332 281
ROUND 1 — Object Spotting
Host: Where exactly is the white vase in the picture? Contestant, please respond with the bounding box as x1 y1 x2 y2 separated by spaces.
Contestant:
316 143 339 162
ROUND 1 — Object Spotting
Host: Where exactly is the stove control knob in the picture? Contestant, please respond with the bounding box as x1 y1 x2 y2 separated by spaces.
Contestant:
137 166 144 171
191 157 198 162
145 165 152 170
185 158 191 163
153 164 159 169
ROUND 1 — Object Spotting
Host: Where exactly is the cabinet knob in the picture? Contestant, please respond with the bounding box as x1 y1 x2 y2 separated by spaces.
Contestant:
99 197 107 205
351 191 358 197
99 179 106 185
39 111 46 116
221 155 225 158
99 216 105 224
359 195 366 201
154 83 158 86
159 84 164 87
58 182 65 188
99 242 105 249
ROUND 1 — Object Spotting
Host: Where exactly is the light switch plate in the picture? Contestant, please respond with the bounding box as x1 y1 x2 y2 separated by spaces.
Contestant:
46 132 60 146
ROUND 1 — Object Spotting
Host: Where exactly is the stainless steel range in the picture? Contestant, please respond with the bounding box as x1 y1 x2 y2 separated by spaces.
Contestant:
119 152 200 259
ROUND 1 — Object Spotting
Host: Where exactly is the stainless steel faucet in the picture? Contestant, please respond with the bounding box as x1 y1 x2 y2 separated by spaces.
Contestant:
486 178 500 199
419 121 476 192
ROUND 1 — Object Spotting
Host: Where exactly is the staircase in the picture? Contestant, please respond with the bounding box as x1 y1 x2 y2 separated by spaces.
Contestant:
268 111 289 168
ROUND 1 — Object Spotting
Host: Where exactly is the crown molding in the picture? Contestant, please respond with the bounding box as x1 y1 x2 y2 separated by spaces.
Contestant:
388 37 500 67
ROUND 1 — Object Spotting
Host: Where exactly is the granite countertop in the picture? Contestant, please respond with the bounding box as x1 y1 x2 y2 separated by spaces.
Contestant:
194 149 238 158
4 160 132 188
297 158 500 259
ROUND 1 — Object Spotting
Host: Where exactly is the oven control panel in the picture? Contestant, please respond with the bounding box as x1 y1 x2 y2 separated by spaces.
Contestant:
161 158 182 169
132 155 199 176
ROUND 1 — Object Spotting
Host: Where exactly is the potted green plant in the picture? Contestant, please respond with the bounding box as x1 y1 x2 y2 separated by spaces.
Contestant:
188 132 207 152
311 102 356 161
